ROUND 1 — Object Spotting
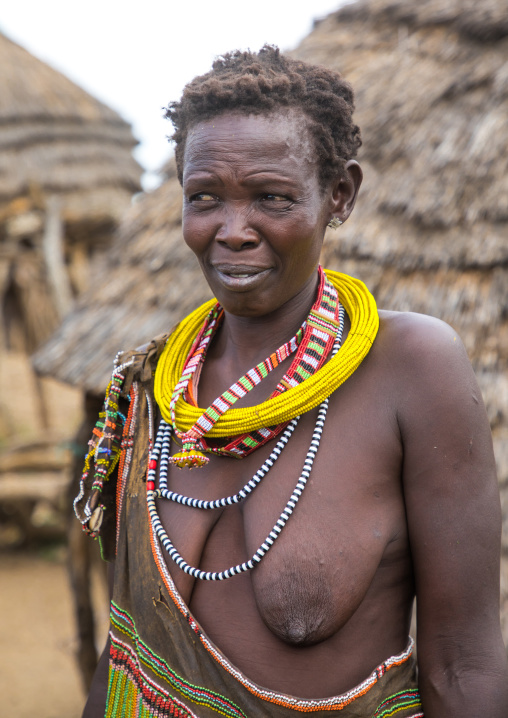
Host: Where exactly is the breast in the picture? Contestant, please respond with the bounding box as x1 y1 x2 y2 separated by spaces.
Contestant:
164 387 408 650
249 526 387 647
253 558 338 645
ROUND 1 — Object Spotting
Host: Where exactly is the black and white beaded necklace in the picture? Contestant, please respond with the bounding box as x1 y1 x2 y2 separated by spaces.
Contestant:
146 304 344 581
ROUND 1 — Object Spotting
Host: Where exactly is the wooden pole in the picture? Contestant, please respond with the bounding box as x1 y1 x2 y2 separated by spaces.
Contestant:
42 196 73 320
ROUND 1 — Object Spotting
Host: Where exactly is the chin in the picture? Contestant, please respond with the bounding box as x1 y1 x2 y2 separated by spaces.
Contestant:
216 296 275 318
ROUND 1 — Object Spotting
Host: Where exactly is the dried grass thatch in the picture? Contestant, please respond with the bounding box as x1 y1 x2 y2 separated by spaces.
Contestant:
33 0 508 636
0 32 141 226
0 31 143 353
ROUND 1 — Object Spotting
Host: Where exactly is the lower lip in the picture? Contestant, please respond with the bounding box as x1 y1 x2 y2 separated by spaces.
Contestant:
214 268 272 291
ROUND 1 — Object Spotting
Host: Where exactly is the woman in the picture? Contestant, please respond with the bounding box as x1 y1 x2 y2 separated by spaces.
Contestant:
77 47 507 717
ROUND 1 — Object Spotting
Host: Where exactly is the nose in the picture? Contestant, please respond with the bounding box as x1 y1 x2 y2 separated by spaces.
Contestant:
215 207 260 250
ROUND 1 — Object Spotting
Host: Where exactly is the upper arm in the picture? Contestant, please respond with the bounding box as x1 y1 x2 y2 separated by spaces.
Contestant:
394 314 503 669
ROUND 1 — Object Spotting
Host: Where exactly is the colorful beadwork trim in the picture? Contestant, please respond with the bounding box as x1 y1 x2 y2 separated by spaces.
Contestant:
373 690 423 717
107 639 199 718
109 601 246 718
116 383 139 549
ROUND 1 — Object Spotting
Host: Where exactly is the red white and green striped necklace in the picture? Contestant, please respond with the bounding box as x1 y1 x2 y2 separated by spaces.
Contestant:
167 266 341 468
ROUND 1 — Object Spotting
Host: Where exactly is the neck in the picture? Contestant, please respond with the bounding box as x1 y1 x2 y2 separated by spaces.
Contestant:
211 272 320 370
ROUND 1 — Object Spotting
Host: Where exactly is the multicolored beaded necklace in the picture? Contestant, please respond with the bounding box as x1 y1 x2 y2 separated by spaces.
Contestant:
154 270 379 441
147 305 345 580
166 267 341 468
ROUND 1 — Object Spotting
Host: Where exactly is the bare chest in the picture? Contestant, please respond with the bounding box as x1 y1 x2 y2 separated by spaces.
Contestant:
153 382 408 646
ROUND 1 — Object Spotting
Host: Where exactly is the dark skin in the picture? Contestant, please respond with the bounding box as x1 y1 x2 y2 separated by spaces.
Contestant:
84 112 508 716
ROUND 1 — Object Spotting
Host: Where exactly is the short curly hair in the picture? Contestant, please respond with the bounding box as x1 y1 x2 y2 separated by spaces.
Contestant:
165 45 361 190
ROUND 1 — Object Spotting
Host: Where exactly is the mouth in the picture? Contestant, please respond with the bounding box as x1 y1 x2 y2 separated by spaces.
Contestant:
211 264 272 290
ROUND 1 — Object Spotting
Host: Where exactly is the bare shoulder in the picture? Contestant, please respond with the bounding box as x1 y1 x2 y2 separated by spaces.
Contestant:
381 317 507 708
371 309 493 461
373 309 478 398
377 308 468 361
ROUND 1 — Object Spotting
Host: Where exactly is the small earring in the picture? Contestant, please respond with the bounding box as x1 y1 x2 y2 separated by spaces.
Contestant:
327 218 343 229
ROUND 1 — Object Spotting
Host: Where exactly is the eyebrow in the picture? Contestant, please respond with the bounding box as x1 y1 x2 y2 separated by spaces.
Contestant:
184 170 301 189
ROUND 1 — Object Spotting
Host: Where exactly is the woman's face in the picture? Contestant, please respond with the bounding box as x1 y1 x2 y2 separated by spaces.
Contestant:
182 111 352 318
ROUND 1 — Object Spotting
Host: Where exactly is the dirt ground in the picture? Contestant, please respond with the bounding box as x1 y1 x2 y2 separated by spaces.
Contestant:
0 350 100 715
0 546 109 718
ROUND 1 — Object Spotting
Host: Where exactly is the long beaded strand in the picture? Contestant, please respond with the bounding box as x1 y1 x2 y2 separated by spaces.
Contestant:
147 305 344 581
151 417 300 509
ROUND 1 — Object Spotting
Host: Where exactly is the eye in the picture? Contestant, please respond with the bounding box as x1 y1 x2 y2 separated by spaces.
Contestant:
259 194 294 211
261 194 290 202
189 192 217 202
260 195 294 213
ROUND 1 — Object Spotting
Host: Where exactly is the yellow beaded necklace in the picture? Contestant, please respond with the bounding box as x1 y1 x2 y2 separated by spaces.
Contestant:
154 270 378 437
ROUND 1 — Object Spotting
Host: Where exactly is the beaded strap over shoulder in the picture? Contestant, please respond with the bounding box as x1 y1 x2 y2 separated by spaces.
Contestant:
73 332 171 558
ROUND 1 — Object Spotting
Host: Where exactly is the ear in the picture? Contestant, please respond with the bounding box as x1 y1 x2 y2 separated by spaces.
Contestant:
328 160 363 224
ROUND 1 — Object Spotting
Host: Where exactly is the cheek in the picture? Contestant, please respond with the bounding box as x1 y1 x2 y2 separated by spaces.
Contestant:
278 222 323 260
182 212 208 256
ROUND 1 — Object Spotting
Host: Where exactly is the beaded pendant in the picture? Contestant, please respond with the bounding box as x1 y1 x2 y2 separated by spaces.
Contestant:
169 322 304 468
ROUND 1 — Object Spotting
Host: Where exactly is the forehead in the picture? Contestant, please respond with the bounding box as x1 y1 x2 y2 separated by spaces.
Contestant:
183 111 317 179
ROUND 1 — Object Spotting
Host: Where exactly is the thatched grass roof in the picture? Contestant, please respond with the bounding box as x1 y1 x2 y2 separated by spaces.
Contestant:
0 31 142 229
0 32 144 354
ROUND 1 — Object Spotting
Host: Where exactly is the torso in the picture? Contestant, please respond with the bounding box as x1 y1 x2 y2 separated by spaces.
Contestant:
155 310 415 698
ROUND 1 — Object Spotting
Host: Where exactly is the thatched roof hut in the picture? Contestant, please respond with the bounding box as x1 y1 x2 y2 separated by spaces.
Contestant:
33 0 508 639
0 31 142 352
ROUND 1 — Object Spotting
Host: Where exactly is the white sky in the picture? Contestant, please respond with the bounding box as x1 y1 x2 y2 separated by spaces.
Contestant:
1 1 347 188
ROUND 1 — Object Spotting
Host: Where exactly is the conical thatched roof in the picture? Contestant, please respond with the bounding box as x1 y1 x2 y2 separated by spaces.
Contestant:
0 31 142 228
0 32 143 354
